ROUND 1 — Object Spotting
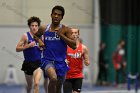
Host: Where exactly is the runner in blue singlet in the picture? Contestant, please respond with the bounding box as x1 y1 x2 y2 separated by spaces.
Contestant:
16 16 42 93
34 5 76 93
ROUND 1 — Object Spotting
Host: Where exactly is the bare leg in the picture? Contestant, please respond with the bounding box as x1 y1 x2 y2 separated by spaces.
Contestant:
56 76 65 93
47 67 57 93
73 91 80 93
33 68 42 93
44 78 49 93
25 74 33 93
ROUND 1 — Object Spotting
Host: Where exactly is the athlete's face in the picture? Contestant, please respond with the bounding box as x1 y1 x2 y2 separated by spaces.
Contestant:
51 9 63 25
30 22 39 34
71 28 79 40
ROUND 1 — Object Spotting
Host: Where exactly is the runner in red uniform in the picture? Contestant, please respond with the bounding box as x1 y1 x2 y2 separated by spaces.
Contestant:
63 28 90 93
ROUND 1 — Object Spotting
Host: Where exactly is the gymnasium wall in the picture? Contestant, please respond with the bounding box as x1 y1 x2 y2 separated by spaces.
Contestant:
0 0 93 25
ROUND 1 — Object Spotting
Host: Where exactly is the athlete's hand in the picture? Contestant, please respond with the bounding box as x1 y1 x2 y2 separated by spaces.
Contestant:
55 26 62 35
85 61 90 66
24 41 35 49
28 41 36 47
33 35 45 49
55 26 67 38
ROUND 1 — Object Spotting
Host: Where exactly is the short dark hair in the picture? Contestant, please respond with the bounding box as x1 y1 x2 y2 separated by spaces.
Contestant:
118 39 125 44
27 16 41 27
52 5 65 18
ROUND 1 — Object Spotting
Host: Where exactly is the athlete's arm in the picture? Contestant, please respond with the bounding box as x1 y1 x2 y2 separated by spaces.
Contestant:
16 33 35 52
82 44 90 66
33 25 46 48
57 25 76 49
34 25 46 37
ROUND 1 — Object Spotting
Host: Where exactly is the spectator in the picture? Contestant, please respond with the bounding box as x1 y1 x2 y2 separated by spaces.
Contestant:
112 40 127 86
97 42 108 86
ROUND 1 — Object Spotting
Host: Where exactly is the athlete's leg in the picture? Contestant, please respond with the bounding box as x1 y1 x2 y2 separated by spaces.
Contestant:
44 77 49 93
63 79 72 93
47 67 57 93
73 78 83 93
33 67 42 93
25 74 33 93
56 76 65 93
73 90 80 93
